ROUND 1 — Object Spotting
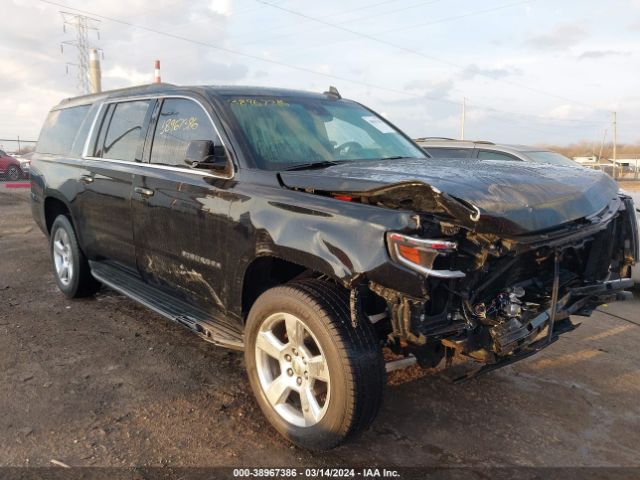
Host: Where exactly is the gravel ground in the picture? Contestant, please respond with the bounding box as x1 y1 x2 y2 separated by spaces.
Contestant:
1 187 639 468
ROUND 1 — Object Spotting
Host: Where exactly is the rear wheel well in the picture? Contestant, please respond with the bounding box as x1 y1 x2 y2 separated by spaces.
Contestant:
44 197 70 234
241 257 314 320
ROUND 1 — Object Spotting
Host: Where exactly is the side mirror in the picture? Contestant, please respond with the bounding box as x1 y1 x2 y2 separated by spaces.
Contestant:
185 140 229 172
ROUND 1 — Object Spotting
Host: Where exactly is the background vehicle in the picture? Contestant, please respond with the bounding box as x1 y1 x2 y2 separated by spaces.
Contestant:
30 84 637 451
415 138 580 167
16 152 33 178
0 150 24 180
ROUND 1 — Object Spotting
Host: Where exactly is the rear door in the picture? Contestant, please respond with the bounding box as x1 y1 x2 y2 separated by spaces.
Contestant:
131 96 235 314
80 99 155 268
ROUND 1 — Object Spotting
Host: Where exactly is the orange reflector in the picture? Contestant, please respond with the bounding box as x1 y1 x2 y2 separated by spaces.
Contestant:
398 244 422 264
333 194 353 202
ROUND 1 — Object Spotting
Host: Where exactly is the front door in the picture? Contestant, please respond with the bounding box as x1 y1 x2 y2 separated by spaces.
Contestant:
132 96 235 314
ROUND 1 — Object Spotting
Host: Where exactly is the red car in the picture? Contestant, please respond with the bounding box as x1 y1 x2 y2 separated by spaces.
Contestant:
0 149 23 181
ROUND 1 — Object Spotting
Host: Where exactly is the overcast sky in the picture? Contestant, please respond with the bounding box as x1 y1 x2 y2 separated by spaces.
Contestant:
1 0 639 150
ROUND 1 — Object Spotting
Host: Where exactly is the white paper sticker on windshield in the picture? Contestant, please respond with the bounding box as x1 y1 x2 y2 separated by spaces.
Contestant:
362 115 395 133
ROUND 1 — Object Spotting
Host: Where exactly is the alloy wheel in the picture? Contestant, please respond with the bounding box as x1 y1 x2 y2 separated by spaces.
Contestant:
254 312 331 428
53 227 73 286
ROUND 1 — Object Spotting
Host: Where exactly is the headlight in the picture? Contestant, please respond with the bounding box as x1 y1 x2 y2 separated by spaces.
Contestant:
386 232 465 279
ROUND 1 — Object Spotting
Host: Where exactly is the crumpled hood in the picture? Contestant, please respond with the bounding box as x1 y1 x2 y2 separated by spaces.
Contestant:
279 158 620 235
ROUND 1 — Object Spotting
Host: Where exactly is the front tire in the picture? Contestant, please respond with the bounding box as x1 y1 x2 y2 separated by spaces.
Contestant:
245 279 385 450
50 215 100 298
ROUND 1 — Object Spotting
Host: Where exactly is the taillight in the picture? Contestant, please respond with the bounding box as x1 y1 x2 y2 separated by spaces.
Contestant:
386 232 464 279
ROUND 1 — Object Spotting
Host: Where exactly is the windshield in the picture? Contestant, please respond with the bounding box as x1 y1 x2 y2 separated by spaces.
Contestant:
223 95 426 170
525 150 578 167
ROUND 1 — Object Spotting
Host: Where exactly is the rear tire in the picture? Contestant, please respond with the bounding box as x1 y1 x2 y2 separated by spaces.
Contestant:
50 215 100 298
6 166 20 181
245 278 385 450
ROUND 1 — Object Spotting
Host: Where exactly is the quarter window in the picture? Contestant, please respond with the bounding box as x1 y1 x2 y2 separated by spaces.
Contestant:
425 148 472 159
150 98 219 167
36 105 91 155
97 100 150 161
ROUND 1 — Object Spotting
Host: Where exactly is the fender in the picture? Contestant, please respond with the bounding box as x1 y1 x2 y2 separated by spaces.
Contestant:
225 181 426 317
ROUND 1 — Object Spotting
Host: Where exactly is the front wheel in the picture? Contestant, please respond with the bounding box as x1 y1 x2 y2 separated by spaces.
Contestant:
245 279 385 450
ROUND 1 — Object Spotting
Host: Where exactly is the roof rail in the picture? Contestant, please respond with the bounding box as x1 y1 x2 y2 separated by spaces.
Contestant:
414 137 456 141
473 140 496 145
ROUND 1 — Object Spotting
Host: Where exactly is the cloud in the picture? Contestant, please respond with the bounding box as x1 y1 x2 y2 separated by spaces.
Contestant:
103 65 152 85
461 64 521 80
578 50 630 60
209 0 233 16
525 24 587 51
546 104 594 120
403 78 455 99
628 19 640 31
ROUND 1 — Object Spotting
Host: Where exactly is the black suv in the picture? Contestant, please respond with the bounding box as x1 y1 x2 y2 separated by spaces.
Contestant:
30 84 637 450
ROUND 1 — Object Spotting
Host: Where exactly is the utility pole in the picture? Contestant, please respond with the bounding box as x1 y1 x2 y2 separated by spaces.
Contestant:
598 128 607 165
460 97 466 141
60 11 101 94
612 111 618 179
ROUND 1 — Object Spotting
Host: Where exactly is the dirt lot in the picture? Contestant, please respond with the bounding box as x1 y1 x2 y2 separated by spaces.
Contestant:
1 186 640 468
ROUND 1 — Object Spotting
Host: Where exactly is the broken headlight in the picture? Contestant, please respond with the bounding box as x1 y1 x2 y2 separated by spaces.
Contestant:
386 232 465 279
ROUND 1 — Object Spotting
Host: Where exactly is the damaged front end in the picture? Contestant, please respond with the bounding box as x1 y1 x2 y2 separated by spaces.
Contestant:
326 180 637 374
375 190 637 373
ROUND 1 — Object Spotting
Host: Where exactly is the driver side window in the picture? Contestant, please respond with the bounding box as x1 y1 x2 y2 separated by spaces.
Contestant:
150 98 219 167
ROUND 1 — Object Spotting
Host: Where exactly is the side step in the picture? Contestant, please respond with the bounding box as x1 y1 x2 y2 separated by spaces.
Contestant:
89 261 244 350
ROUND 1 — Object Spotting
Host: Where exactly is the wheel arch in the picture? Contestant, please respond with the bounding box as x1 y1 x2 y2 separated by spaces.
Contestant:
240 255 342 322
44 196 73 234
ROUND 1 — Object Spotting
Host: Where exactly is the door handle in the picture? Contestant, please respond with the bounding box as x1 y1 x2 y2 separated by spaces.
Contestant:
80 174 94 184
134 186 154 197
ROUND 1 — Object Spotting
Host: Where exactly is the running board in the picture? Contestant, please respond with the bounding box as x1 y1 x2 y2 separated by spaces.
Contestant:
89 261 244 350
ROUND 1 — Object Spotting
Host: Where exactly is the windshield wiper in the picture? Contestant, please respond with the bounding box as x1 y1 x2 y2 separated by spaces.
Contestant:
283 160 344 171
380 156 411 160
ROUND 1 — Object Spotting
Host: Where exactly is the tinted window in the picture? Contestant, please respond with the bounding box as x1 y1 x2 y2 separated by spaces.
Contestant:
425 147 472 159
150 98 218 167
99 100 150 161
525 151 578 167
224 95 425 170
36 105 91 155
477 150 521 161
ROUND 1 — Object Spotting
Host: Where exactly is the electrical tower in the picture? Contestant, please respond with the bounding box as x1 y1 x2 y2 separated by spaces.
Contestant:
60 11 101 94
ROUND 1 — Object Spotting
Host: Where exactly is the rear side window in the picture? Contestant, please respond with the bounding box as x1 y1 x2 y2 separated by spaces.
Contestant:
477 150 521 161
425 147 472 159
96 100 150 161
36 105 91 155
149 98 218 167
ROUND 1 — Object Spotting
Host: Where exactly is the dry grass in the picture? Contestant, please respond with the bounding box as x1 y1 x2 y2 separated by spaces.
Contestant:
541 141 640 159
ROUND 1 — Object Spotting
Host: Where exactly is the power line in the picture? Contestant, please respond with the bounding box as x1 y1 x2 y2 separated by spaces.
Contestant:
256 0 606 113
39 0 440 100
375 1 542 34
238 0 445 47
37 0 610 130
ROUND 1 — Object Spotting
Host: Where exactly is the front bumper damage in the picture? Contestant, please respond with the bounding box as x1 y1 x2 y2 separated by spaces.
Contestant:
360 195 638 375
